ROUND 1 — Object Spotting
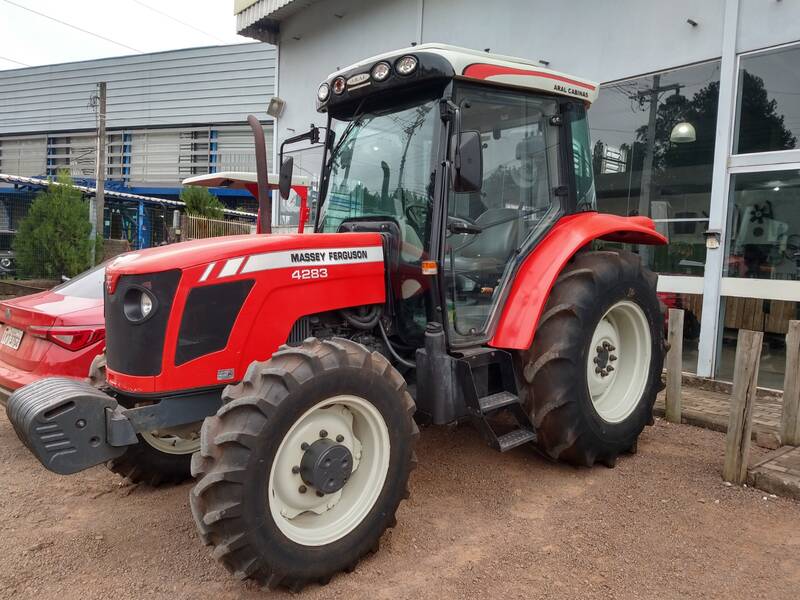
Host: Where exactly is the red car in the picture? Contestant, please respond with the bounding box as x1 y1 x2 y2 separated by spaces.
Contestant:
0 264 105 404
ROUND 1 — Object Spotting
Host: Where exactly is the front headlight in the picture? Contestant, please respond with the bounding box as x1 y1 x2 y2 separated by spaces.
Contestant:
140 293 153 318
123 287 156 323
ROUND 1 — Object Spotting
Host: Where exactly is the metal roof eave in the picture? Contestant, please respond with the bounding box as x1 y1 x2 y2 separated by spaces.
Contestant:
236 0 325 41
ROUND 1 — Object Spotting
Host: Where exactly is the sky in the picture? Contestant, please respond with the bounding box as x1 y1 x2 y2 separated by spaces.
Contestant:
0 0 252 70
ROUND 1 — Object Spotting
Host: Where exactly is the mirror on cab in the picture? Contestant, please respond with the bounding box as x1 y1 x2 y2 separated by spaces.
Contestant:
450 131 483 193
279 156 294 200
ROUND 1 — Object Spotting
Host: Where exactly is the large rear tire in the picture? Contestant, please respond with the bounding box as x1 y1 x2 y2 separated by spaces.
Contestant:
520 250 665 466
190 338 418 591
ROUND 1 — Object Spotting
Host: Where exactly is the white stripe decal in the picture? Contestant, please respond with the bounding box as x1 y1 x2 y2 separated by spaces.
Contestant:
199 262 216 282
219 257 245 278
240 246 384 274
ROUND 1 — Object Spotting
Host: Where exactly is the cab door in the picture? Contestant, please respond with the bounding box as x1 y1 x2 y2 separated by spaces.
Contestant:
444 84 564 341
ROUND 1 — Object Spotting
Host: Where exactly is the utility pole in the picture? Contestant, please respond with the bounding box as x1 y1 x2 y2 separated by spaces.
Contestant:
90 81 107 266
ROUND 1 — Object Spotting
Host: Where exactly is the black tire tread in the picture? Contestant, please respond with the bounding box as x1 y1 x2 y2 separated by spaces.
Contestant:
190 337 418 591
521 249 665 467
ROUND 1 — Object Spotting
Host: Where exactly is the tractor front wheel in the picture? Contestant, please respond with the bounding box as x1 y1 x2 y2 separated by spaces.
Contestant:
521 250 665 467
190 338 418 590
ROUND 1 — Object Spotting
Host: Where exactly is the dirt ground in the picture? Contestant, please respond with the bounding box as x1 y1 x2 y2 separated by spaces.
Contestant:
1 412 799 600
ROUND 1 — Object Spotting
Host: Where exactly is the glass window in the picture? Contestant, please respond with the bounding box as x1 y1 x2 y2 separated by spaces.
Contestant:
52 262 106 299
716 296 797 389
734 45 800 155
589 61 721 275
725 169 800 280
659 292 702 374
569 105 596 211
446 84 562 338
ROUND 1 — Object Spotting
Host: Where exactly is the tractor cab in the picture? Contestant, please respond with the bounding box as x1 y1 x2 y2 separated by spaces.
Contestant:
281 44 599 348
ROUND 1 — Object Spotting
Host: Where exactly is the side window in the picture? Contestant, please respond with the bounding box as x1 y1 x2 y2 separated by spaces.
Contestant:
569 104 597 211
445 84 563 338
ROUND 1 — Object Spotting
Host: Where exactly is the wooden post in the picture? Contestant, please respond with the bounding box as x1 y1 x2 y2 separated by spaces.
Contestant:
723 329 763 484
781 320 800 446
665 309 684 423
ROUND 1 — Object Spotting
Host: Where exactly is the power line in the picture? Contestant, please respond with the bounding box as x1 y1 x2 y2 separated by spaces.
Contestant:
0 54 30 67
129 0 227 44
1 0 142 54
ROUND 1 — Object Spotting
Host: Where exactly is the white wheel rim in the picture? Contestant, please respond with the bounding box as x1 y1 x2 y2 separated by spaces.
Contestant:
586 300 651 424
139 430 201 455
268 395 391 547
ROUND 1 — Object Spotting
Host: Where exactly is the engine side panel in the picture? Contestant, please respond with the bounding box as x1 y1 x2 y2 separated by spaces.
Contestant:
106 234 386 394
489 212 666 351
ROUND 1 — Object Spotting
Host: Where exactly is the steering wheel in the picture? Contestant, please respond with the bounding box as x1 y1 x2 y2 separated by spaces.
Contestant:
405 203 429 231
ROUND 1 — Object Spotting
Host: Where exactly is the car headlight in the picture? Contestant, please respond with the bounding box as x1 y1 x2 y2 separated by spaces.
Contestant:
395 55 418 76
317 82 330 101
371 61 391 81
123 287 156 323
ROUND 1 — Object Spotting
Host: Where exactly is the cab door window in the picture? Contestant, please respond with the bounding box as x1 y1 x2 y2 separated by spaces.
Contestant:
446 85 562 339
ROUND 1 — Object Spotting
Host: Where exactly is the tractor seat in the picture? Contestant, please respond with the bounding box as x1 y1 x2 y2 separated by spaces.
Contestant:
450 208 519 278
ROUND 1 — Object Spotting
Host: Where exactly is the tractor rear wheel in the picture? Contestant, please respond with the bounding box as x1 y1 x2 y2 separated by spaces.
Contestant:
521 250 665 467
190 338 418 591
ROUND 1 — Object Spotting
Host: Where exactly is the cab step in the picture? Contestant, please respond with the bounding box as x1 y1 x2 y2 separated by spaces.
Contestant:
457 349 538 453
478 390 519 413
497 428 537 452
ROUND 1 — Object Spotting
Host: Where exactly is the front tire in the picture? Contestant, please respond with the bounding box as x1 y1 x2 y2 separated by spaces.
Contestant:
190 338 418 590
521 250 665 466
89 353 200 486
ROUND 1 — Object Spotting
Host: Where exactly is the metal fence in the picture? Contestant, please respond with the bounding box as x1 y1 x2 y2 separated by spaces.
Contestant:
182 214 254 240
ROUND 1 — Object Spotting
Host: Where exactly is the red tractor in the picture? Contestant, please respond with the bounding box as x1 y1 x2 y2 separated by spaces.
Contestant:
7 44 666 589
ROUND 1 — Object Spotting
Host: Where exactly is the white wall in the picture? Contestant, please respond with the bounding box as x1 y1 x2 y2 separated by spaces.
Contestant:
272 0 800 148
274 0 728 141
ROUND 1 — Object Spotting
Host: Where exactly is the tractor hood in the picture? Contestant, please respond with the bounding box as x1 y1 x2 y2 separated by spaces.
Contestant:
106 232 386 278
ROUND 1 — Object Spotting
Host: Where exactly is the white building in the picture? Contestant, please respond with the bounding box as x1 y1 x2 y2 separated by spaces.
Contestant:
235 0 800 389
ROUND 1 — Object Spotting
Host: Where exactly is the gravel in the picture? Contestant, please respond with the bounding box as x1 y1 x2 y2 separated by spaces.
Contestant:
1 412 799 600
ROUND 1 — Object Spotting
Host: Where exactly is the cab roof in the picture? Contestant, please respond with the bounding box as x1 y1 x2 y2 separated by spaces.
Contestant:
326 43 598 104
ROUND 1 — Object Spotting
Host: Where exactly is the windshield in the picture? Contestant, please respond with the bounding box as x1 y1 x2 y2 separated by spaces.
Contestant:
52 262 106 299
318 100 440 250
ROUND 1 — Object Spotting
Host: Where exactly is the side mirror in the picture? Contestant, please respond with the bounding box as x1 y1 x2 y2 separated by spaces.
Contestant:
279 156 294 200
450 130 483 193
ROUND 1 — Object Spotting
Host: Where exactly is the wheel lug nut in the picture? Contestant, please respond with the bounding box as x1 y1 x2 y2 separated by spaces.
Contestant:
301 442 309 451
316 490 325 497
602 341 610 349
596 345 603 353
609 345 616 351
319 429 328 438
336 434 344 443
593 357 600 364
607 365 615 372
292 465 300 474
601 370 608 378
298 485 307 494
609 354 617 362
595 367 602 374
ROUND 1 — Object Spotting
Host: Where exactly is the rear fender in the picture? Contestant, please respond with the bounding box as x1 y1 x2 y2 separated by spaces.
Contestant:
489 212 666 350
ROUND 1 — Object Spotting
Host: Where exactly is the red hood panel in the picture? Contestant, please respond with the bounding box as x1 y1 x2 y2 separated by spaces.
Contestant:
107 232 385 276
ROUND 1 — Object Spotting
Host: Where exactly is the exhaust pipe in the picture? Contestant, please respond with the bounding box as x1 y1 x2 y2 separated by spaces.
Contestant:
247 114 271 234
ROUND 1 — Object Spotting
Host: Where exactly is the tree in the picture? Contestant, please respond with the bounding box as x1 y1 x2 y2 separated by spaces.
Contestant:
180 186 224 219
13 170 93 279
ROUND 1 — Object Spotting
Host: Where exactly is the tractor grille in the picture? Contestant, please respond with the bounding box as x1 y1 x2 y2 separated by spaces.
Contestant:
175 280 254 366
105 270 181 376
287 317 312 346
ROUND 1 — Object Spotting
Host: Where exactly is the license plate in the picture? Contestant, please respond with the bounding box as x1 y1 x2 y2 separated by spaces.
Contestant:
1 326 23 350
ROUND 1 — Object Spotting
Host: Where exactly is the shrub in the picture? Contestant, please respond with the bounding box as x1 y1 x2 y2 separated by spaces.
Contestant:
180 186 224 219
13 170 93 278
